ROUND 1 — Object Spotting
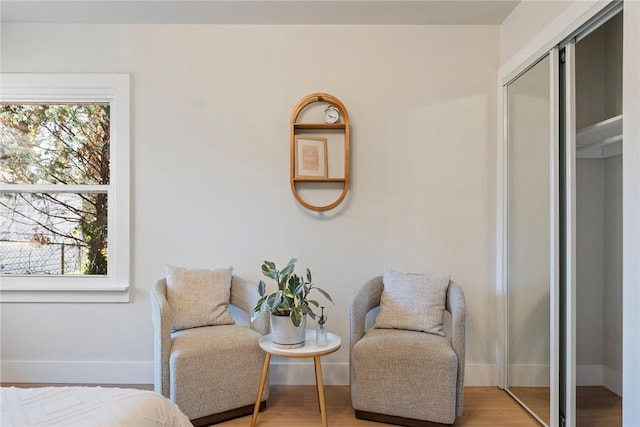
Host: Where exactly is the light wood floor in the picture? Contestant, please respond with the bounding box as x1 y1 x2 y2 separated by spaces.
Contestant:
2 383 540 426
3 384 622 426
576 386 622 427
509 387 550 425
220 386 541 427
508 386 622 427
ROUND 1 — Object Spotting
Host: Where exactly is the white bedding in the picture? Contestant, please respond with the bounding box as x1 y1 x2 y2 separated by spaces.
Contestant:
0 386 192 427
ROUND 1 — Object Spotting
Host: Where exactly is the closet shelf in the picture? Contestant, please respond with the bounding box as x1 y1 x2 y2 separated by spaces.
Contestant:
576 114 622 158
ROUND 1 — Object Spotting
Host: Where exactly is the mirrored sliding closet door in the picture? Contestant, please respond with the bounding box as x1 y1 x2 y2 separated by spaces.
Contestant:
503 4 624 426
505 54 554 427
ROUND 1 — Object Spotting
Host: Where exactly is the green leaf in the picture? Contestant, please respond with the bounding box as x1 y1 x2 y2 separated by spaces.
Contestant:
251 295 267 320
299 304 313 314
280 262 296 280
262 262 278 280
288 275 300 294
307 299 319 308
257 280 266 297
275 302 291 314
262 270 277 281
266 291 283 310
290 307 302 327
286 258 298 268
254 295 267 309
315 287 334 304
261 271 272 280
306 268 312 283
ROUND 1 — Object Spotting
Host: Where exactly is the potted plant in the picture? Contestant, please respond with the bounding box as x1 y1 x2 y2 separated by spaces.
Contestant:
252 258 333 348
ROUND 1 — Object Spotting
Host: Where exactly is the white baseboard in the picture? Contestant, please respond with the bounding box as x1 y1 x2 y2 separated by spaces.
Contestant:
603 365 622 396
575 364 622 396
464 364 498 386
268 362 498 386
508 364 550 387
2 360 499 387
268 361 349 385
576 364 603 386
0 360 154 384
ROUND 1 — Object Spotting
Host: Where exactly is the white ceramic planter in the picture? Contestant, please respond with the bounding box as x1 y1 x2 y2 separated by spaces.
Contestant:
270 314 306 348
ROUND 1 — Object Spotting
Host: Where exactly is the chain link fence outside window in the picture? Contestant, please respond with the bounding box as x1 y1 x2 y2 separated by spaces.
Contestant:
0 240 83 275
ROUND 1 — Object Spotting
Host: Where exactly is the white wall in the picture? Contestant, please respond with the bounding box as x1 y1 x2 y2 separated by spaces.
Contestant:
575 156 623 396
602 12 623 121
603 155 622 394
499 0 609 77
0 23 499 385
499 0 573 66
575 12 623 130
576 159 605 373
576 29 606 129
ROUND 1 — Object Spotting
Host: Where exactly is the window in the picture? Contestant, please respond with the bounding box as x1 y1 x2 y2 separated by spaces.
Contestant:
1 104 110 276
0 74 130 302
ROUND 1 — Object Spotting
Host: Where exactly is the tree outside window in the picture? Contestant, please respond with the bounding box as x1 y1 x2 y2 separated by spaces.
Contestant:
1 104 110 275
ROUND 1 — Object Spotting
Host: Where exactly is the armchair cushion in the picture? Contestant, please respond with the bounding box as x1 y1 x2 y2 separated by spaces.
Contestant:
352 328 458 423
374 269 449 336
165 265 235 331
169 324 265 419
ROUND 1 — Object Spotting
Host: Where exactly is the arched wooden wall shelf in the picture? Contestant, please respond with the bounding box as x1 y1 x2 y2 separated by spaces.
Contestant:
290 93 350 212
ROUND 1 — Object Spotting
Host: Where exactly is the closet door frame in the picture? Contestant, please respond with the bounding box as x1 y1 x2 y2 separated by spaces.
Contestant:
498 1 640 426
550 47 562 427
561 40 577 427
622 4 640 426
499 0 640 425
497 3 619 427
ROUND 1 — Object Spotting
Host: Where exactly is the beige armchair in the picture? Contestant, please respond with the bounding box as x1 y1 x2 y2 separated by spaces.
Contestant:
151 275 269 426
350 276 466 425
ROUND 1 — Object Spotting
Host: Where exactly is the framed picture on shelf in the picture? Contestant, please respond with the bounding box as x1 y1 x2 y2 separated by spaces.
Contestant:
295 136 328 179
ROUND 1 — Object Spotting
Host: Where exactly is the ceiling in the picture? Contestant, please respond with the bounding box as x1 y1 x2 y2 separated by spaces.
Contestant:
1 0 520 25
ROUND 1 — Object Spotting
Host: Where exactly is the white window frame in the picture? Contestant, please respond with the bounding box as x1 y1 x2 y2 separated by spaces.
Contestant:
0 74 130 303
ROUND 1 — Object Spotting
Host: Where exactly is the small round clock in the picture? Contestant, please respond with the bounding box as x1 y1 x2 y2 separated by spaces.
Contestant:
323 106 340 124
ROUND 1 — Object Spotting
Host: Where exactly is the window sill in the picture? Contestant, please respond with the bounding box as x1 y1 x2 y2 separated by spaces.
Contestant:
0 277 129 303
0 288 130 303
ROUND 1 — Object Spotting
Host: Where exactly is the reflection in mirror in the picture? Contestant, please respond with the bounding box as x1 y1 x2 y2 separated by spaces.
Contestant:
575 11 623 425
506 55 551 426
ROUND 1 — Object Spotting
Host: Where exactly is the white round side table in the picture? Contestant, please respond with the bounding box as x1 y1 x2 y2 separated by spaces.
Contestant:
250 330 341 427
